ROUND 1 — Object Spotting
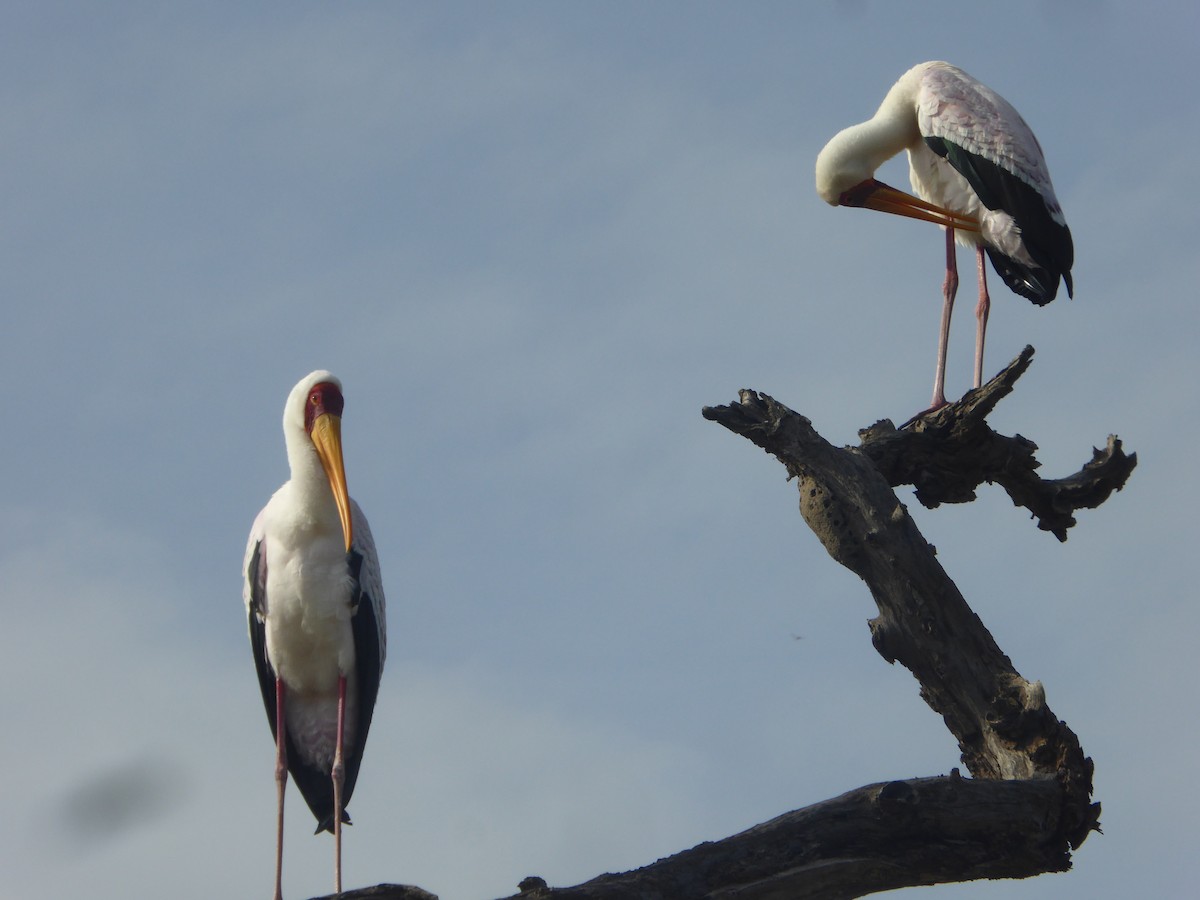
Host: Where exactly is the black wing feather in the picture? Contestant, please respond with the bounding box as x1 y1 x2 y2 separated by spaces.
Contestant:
246 539 276 740
340 548 383 818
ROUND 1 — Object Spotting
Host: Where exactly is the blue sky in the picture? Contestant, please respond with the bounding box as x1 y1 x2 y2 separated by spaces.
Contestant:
2 2 1197 898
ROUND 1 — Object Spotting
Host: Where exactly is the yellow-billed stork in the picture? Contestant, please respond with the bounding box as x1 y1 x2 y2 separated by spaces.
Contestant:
243 370 387 899
815 61 1074 410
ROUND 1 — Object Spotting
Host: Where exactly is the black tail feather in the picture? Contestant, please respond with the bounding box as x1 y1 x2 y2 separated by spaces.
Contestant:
985 246 1063 306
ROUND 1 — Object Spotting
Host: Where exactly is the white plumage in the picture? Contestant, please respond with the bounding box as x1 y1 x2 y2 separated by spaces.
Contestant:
244 370 386 900
816 61 1073 410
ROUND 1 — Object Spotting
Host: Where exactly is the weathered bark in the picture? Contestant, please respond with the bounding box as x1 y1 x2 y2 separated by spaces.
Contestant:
324 348 1130 900
489 776 1073 900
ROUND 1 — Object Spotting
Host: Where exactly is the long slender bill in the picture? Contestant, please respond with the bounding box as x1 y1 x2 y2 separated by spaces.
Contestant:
310 413 354 552
842 179 980 232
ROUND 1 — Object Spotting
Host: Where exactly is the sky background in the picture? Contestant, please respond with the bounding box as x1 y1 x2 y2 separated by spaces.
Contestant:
2 2 1197 898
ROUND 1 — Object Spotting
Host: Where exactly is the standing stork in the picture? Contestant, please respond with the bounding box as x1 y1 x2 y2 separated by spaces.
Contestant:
815 60 1074 410
243 370 387 900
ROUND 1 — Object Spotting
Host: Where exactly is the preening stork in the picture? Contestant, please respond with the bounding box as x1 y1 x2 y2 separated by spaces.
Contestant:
243 370 387 900
815 60 1074 410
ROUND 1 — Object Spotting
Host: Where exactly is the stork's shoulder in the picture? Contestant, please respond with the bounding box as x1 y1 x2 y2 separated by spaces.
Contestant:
914 62 1054 192
914 62 1016 144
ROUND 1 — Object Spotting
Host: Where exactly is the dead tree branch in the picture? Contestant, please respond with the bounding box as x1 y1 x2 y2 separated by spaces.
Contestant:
333 348 1129 900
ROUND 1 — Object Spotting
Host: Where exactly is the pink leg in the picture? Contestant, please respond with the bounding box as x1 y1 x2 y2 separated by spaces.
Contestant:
973 246 991 389
930 227 958 410
273 679 287 900
332 675 347 894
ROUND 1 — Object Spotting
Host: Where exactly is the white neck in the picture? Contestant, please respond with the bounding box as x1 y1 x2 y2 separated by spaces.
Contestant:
283 428 338 522
815 65 925 203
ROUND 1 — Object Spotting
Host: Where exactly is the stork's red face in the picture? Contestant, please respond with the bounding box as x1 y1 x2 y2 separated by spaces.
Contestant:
840 178 981 232
304 382 345 433
305 382 353 553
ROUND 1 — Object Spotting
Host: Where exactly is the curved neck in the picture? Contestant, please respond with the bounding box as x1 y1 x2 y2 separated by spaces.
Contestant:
284 430 337 519
816 65 924 202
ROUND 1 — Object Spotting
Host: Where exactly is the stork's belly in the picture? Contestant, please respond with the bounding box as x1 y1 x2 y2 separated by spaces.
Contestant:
269 621 353 688
265 591 361 770
286 678 360 771
263 548 356 691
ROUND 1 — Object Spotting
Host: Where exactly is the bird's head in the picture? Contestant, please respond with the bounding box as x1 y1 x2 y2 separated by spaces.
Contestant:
816 119 906 207
285 370 354 553
815 128 871 206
